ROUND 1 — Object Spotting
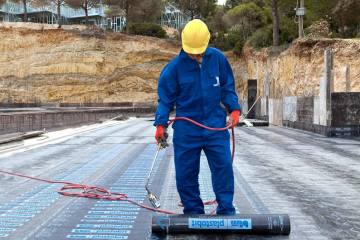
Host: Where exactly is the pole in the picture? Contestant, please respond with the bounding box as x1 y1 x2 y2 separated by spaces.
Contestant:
298 0 304 38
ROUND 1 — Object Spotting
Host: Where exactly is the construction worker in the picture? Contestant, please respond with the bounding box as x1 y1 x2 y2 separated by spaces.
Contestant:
154 19 241 215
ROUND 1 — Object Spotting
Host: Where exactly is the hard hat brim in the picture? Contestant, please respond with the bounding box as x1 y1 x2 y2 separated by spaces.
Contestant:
182 44 208 55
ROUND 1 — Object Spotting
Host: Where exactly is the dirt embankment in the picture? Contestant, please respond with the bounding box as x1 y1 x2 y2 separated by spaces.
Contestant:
229 39 360 100
0 26 179 103
0 24 359 104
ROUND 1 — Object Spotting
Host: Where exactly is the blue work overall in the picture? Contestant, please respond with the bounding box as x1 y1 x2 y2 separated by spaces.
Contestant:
155 47 241 215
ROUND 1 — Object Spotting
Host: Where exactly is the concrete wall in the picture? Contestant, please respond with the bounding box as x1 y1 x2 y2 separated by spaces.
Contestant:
249 48 359 137
240 100 248 116
0 107 154 135
262 93 359 136
260 98 267 117
330 92 360 136
331 93 360 126
313 96 320 125
283 97 297 122
269 99 283 126
283 96 316 132
297 97 314 124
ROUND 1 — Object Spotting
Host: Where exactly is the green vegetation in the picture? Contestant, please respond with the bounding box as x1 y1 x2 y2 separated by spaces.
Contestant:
205 0 360 54
129 23 167 38
2 0 358 50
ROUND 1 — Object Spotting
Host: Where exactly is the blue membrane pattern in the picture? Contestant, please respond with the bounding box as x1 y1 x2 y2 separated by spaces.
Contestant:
0 144 127 239
67 145 164 240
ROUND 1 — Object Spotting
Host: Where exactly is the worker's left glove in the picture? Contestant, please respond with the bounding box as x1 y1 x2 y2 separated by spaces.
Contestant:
228 110 241 127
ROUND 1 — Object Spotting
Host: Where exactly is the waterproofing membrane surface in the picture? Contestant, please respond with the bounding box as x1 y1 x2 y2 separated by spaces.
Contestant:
0 118 359 240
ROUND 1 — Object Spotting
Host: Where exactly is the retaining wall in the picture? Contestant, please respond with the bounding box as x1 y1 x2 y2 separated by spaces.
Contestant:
0 107 155 135
331 92 360 136
269 99 283 126
262 92 360 136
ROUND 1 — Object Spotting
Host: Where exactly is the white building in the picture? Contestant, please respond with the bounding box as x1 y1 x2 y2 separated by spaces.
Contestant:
0 1 188 31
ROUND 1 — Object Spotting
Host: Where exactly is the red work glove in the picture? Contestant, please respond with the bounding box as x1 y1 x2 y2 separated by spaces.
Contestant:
155 125 166 143
228 110 241 127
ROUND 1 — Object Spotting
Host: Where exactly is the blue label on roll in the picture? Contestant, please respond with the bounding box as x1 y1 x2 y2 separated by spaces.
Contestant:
188 218 227 229
188 218 252 230
228 219 252 229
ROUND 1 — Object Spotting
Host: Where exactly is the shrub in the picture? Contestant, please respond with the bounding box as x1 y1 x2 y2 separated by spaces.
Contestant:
223 2 266 34
306 19 332 38
128 23 167 38
233 40 245 55
223 28 246 55
211 32 233 51
248 25 272 49
280 16 298 44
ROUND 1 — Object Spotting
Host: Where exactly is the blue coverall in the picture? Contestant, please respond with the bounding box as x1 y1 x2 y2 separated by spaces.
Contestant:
154 47 241 215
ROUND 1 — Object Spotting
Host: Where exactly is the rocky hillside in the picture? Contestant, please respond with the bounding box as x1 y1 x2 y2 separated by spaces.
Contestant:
0 24 179 103
229 39 360 100
0 23 359 104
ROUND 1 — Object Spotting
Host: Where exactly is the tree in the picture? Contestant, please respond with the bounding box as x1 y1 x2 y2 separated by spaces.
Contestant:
270 0 279 46
174 0 206 19
55 0 66 27
105 0 162 33
12 0 29 22
202 0 217 19
225 0 264 10
129 0 163 23
66 0 101 24
0 0 6 6
32 0 65 27
104 0 132 33
207 5 227 33
225 0 242 9
223 2 266 38
167 0 216 19
333 0 360 37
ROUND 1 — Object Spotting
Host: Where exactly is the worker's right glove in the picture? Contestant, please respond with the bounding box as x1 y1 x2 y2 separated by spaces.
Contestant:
155 125 168 148
228 110 241 127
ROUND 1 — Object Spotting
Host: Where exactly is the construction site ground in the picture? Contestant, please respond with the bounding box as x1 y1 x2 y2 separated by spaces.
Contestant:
0 118 359 240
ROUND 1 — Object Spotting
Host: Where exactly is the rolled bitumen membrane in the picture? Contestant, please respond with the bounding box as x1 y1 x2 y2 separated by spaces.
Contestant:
152 214 291 235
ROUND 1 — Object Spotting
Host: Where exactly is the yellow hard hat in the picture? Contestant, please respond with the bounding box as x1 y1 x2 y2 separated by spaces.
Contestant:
182 19 210 55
